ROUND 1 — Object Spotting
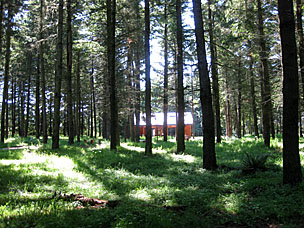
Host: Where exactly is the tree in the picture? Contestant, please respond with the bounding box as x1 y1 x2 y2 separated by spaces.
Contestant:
208 0 221 143
278 0 303 185
163 0 168 142
107 0 118 150
40 0 48 144
67 0 74 144
176 0 185 153
76 51 81 143
192 0 216 170
257 0 271 147
1 1 12 142
145 0 152 156
52 0 64 149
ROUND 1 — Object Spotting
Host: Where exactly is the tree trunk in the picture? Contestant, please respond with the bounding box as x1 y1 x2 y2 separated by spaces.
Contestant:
296 0 304 139
25 51 32 137
208 0 221 143
40 0 47 143
52 0 64 149
11 75 16 137
257 0 271 147
163 1 168 142
192 0 216 170
0 0 3 57
36 49 40 139
176 0 185 153
248 42 259 138
92 64 97 139
20 80 25 137
145 0 152 155
76 51 81 143
134 0 141 143
278 0 303 185
107 0 118 150
236 58 242 138
1 3 12 142
49 90 53 137
66 0 74 144
90 58 94 138
225 70 232 137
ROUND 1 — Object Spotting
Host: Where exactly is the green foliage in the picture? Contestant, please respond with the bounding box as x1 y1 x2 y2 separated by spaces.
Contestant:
242 152 269 173
0 136 303 227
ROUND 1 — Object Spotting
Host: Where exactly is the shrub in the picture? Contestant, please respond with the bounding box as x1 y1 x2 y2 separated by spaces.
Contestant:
242 152 268 174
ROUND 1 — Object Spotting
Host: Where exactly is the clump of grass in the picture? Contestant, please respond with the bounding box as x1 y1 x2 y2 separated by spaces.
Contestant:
242 152 269 174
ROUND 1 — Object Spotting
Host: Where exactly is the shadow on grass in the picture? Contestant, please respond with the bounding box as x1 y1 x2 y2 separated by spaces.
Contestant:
3 136 303 227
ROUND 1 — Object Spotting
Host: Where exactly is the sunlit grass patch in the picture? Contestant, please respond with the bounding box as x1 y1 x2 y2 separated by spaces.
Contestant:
0 135 303 227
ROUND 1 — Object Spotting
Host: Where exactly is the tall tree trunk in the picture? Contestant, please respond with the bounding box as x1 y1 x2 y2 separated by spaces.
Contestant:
49 90 53 137
1 3 12 142
176 0 185 153
107 0 118 150
236 58 242 138
257 0 271 147
191 68 195 138
208 0 221 143
67 0 74 144
90 58 94 138
25 51 32 137
52 0 64 149
36 51 40 139
0 0 3 57
135 0 141 143
296 0 304 138
278 0 303 185
11 75 16 137
20 80 25 137
192 0 216 170
76 51 81 143
145 0 152 155
40 0 47 143
127 43 134 142
92 67 97 139
248 42 259 138
225 70 232 137
163 1 168 142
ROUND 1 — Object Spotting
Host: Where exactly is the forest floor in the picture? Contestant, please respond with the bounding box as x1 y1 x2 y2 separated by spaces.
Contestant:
0 136 304 228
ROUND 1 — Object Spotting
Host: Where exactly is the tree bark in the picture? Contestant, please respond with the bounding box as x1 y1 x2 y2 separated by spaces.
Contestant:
208 0 221 143
248 42 259 138
176 0 185 153
25 51 32 137
236 58 242 138
40 0 47 143
66 0 74 144
192 0 216 170
135 0 141 142
296 0 304 139
1 2 12 142
163 1 168 142
52 0 64 149
225 70 232 137
107 0 118 150
11 75 16 137
145 0 152 155
257 0 271 147
76 51 81 143
278 0 303 185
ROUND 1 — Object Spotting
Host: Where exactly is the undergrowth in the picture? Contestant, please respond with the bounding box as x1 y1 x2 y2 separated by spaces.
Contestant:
0 136 303 227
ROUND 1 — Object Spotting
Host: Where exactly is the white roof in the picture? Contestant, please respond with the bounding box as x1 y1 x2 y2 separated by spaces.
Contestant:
138 112 193 126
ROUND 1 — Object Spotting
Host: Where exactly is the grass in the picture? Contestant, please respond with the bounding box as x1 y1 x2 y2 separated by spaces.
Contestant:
0 136 303 227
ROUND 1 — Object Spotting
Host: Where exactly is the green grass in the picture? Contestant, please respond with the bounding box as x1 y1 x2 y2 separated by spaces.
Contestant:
0 136 303 227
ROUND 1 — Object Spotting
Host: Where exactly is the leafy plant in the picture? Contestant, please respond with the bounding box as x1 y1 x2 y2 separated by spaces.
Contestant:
242 152 269 174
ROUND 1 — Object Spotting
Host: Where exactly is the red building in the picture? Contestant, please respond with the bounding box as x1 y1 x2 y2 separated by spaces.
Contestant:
137 112 193 137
